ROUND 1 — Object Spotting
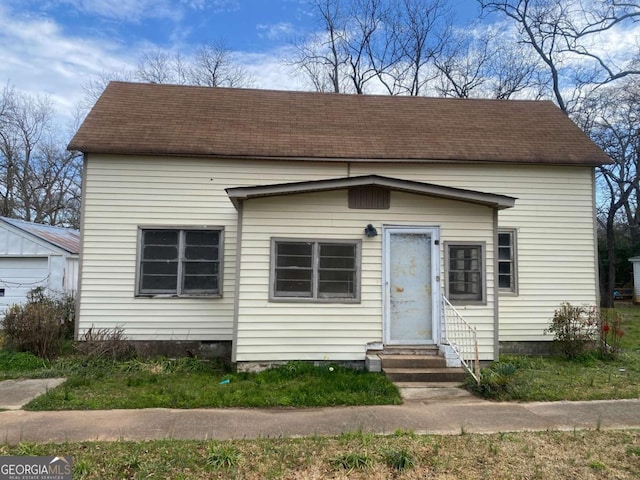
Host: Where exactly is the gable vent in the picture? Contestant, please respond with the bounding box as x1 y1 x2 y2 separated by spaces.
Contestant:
348 186 390 209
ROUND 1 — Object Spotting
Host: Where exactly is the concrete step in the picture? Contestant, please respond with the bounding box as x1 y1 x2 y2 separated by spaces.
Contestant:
380 354 447 369
383 367 467 383
375 346 439 356
393 381 464 389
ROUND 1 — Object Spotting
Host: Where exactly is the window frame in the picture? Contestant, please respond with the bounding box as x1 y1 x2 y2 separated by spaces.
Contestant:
445 241 486 305
136 226 224 298
498 228 518 295
269 238 361 303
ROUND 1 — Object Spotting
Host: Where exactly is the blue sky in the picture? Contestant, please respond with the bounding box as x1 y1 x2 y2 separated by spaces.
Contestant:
0 0 486 127
4 0 633 131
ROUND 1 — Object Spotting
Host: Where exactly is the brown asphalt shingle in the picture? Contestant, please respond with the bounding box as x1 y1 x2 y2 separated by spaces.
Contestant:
68 81 610 166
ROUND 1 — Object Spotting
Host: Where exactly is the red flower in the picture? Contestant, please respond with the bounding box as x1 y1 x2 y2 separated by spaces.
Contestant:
602 324 610 333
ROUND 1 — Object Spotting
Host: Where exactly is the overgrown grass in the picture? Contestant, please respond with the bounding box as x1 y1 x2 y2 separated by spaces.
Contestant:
1 430 638 479
23 360 401 410
469 303 640 401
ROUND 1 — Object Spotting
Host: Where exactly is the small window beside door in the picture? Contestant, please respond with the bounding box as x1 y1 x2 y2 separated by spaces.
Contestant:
446 242 485 304
498 229 518 294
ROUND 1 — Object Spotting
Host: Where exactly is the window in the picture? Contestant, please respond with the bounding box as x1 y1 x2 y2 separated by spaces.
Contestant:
498 229 518 294
446 243 484 303
272 239 360 301
138 228 222 296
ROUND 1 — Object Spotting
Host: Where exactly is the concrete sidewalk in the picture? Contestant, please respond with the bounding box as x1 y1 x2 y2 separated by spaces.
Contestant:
1 397 639 445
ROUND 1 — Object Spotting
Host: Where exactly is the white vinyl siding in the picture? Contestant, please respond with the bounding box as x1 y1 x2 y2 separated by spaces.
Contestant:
79 156 347 340
350 163 597 342
80 155 597 354
235 189 496 361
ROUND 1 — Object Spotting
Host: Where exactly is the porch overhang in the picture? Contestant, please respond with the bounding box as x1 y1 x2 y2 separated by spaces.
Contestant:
226 174 516 210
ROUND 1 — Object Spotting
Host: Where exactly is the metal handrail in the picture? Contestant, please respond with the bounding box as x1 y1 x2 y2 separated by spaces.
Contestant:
442 295 481 384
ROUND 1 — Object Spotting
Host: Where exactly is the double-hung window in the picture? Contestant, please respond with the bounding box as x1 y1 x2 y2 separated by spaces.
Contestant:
138 228 223 297
271 239 360 301
446 242 485 304
498 229 518 294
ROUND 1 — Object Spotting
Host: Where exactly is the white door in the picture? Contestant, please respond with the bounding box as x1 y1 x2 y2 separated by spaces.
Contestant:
0 257 50 314
385 227 440 345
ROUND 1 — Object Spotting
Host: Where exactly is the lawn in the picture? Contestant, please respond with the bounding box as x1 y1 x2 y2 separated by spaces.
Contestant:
18 358 401 410
471 302 640 401
2 303 640 408
1 429 638 479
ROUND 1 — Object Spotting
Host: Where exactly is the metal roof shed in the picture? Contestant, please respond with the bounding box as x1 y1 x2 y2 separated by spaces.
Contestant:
0 217 80 314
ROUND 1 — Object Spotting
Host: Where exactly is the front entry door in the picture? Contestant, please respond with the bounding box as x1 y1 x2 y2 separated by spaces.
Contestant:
385 227 440 345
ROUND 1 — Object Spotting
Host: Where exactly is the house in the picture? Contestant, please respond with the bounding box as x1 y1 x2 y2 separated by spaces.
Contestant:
68 81 610 369
0 217 80 314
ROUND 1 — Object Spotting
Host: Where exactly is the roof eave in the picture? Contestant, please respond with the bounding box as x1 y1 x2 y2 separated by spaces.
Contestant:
68 147 611 168
226 175 517 210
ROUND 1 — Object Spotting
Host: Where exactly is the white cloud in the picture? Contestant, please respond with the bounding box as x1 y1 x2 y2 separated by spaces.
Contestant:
0 4 136 126
235 48 305 91
55 0 182 22
257 22 296 41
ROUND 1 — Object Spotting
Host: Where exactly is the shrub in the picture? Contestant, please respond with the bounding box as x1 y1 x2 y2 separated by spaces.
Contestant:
469 362 518 399
545 303 598 359
75 326 136 361
0 350 48 371
2 288 75 359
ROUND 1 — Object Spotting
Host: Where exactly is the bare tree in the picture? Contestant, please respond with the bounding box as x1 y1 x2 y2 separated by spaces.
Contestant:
581 81 640 306
341 0 382 94
81 70 134 112
289 0 349 93
480 0 640 306
478 0 640 113
82 41 253 113
290 0 452 95
0 85 81 227
385 0 451 96
136 51 188 84
435 26 542 99
191 41 253 88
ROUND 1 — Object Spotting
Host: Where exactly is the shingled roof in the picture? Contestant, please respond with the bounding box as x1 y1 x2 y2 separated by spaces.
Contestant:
68 81 610 166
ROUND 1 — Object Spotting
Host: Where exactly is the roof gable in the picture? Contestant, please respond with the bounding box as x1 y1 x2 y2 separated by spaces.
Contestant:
69 81 611 166
0 217 80 254
226 175 516 210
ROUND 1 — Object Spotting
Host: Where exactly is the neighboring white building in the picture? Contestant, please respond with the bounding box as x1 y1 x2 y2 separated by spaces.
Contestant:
629 257 640 304
68 82 611 366
0 217 80 314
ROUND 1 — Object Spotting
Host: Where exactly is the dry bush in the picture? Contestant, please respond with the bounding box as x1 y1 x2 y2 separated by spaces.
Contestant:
2 287 75 359
75 326 137 360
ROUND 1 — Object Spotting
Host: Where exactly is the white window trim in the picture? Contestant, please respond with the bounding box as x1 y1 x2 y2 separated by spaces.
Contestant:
444 241 486 305
498 228 519 296
135 226 224 298
269 238 361 303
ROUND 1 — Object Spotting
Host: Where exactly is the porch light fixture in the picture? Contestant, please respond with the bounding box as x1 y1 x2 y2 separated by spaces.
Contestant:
364 224 378 237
